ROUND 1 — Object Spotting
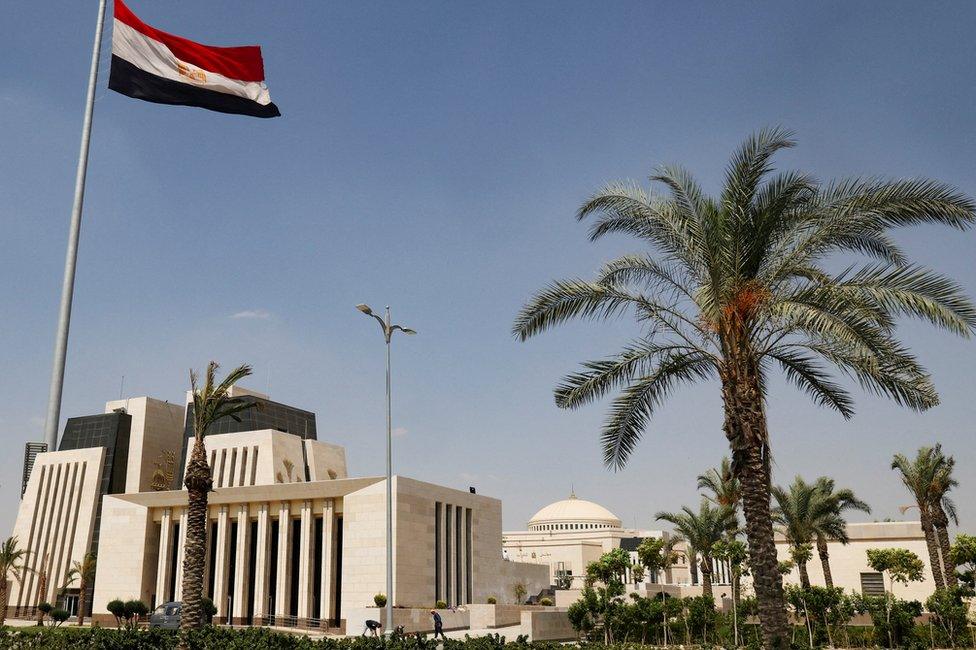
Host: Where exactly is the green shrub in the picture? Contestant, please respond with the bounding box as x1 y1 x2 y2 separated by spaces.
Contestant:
374 593 388 607
106 598 126 627
50 608 70 626
201 596 218 622
538 597 553 606
435 599 448 609
486 596 497 605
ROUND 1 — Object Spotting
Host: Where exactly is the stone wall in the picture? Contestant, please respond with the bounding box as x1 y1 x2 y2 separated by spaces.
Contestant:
520 608 575 642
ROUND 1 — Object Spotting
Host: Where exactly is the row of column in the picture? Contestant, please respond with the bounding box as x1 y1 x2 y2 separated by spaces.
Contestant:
435 502 471 607
155 499 337 625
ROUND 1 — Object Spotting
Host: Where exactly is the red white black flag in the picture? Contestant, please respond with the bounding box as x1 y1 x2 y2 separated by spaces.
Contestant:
109 0 280 118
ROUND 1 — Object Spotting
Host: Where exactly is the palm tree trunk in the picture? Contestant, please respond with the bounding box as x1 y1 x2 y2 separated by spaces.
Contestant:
919 512 945 589
0 582 8 627
816 536 833 589
797 560 811 589
723 364 790 650
689 551 699 585
77 577 86 626
933 512 956 587
178 438 211 643
700 557 713 600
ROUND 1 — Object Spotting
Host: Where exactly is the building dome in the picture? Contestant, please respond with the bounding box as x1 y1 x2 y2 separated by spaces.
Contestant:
527 493 622 532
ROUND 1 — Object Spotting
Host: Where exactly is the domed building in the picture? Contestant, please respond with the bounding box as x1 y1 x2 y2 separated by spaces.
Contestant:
503 492 675 589
527 493 622 532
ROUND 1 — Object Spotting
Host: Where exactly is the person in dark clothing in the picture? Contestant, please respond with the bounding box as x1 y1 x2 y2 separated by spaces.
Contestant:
430 609 445 639
363 619 382 636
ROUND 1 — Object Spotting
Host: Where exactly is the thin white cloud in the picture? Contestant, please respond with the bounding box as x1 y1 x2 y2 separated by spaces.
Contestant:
230 309 272 320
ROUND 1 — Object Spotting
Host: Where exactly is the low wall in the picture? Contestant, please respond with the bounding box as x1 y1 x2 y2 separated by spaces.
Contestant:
520 608 574 642
468 604 551 629
345 607 469 635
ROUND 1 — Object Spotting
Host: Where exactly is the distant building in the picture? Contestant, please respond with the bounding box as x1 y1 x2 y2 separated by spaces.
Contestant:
506 494 937 606
5 388 548 628
502 493 677 589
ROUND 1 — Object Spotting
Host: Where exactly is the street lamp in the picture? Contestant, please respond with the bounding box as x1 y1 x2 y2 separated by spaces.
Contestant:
356 303 415 635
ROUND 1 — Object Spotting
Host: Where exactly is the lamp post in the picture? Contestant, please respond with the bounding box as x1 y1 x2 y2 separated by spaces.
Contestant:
356 303 416 635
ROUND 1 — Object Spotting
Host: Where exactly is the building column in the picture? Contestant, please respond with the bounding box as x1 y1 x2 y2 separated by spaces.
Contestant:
297 500 314 623
460 508 468 605
252 504 270 624
275 501 292 619
155 508 173 606
212 506 232 622
319 499 335 625
174 509 188 600
445 504 454 606
232 504 250 625
438 503 447 605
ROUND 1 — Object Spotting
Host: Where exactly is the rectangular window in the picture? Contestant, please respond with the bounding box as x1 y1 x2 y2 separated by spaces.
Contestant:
860 572 885 596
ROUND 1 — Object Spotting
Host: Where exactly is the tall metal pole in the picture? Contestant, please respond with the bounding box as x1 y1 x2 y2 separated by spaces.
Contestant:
42 0 108 452
384 306 394 634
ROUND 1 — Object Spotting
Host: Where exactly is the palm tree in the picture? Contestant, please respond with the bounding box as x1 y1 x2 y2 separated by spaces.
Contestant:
63 553 96 626
0 537 32 627
179 362 255 639
928 445 958 587
657 501 734 600
772 477 820 588
772 476 869 588
698 457 741 534
811 477 870 588
892 446 951 589
513 128 976 649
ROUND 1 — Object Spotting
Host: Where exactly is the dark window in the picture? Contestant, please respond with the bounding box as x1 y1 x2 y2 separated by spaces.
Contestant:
435 502 442 602
860 572 885 596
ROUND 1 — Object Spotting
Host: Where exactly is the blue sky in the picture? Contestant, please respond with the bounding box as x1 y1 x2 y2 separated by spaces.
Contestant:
1 1 974 535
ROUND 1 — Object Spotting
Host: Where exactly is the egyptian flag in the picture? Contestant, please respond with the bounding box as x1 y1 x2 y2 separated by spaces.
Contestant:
109 0 280 118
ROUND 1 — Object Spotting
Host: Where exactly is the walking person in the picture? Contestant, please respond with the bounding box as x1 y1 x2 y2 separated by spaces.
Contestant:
362 619 382 637
431 609 446 639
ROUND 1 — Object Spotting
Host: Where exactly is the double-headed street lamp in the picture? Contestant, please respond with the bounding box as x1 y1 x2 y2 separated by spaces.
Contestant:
356 303 415 635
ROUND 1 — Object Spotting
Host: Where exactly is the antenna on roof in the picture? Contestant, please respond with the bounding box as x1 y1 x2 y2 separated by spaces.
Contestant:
570 483 576 499
119 375 125 400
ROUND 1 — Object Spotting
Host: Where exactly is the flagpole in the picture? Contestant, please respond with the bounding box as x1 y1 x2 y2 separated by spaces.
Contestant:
42 0 108 452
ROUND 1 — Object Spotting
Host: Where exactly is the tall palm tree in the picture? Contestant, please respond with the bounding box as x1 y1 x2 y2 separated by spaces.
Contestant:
772 476 869 588
892 446 951 589
928 445 958 587
810 477 871 589
772 477 821 588
0 536 32 627
63 553 96 626
179 362 255 639
513 128 976 649
657 501 734 600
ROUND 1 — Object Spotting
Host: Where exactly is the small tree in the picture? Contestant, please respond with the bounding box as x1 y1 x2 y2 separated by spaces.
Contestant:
435 599 448 609
374 593 387 607
64 552 97 626
106 599 126 627
201 597 217 624
37 601 53 626
123 599 149 629
949 534 976 590
867 548 925 648
50 608 70 627
539 597 554 606
926 587 969 646
0 536 33 627
512 582 527 605
713 538 748 646
486 596 497 605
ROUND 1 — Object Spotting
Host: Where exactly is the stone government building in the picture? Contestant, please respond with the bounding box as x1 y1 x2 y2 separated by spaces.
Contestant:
6 387 548 628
